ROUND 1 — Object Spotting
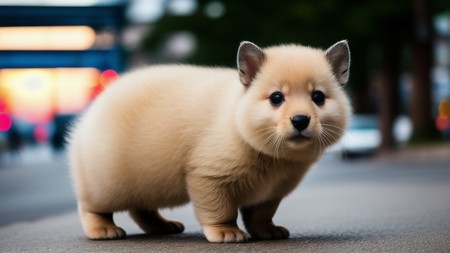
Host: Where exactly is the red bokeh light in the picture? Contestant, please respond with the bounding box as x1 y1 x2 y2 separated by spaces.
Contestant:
100 69 118 87
34 125 48 143
435 116 449 131
0 112 12 132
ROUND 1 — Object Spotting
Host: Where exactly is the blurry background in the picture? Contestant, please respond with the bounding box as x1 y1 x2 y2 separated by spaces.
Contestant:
0 0 450 161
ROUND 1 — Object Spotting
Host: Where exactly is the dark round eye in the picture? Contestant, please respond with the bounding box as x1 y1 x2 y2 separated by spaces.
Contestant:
269 91 285 107
312 90 325 106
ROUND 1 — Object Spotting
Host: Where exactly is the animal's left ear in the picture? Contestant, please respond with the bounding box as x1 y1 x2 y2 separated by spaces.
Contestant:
237 41 265 86
325 40 350 86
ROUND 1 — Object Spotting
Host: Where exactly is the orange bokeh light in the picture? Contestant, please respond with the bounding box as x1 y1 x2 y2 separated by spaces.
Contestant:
439 99 450 117
0 68 100 124
0 26 96 51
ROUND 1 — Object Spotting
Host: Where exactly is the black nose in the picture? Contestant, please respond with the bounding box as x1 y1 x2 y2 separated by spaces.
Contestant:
291 115 310 132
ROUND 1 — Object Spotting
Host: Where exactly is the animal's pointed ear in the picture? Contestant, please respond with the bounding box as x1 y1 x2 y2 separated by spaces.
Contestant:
237 41 265 86
325 40 350 86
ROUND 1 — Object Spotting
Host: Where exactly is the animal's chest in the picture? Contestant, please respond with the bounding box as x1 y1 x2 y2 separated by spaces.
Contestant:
237 162 302 207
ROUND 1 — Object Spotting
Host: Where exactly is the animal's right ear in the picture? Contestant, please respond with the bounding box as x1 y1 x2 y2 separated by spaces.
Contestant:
237 41 265 86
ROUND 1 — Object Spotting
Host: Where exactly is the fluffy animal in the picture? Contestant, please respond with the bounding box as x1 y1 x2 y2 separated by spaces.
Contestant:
68 40 351 243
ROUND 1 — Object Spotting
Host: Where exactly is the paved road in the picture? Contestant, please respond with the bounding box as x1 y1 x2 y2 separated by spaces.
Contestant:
1 146 450 252
0 146 76 226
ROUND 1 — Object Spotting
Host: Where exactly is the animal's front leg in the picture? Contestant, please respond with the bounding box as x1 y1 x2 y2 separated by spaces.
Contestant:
240 198 290 240
187 174 248 243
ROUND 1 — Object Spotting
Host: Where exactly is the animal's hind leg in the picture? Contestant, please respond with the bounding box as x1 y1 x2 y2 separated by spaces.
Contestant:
129 209 185 234
78 202 126 240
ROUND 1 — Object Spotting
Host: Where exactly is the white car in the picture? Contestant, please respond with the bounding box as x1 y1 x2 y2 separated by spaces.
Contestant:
330 114 412 157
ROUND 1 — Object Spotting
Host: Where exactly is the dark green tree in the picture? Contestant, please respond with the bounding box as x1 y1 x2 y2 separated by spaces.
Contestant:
142 0 450 150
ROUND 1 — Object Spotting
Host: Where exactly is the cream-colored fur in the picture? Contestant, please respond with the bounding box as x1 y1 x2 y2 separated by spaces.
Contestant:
68 41 351 243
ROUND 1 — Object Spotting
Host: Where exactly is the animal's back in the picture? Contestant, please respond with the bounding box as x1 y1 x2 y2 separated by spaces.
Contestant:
69 65 241 211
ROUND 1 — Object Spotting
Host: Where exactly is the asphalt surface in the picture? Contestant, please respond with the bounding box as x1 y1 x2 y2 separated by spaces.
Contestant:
0 145 450 252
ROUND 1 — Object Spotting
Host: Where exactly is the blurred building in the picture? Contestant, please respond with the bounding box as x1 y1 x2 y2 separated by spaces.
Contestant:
0 0 126 148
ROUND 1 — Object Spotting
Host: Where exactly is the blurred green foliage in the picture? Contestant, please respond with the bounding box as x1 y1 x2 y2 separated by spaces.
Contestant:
142 0 450 112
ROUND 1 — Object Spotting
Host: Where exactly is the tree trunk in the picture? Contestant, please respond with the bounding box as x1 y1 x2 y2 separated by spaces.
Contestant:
378 18 402 151
410 0 437 141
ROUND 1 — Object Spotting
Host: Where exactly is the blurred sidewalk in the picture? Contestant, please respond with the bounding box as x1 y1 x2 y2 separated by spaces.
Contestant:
0 144 75 227
0 144 59 168
377 143 450 162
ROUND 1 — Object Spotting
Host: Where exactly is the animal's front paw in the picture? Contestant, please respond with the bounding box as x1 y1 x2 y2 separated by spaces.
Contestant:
86 226 126 240
248 224 290 240
203 224 249 243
